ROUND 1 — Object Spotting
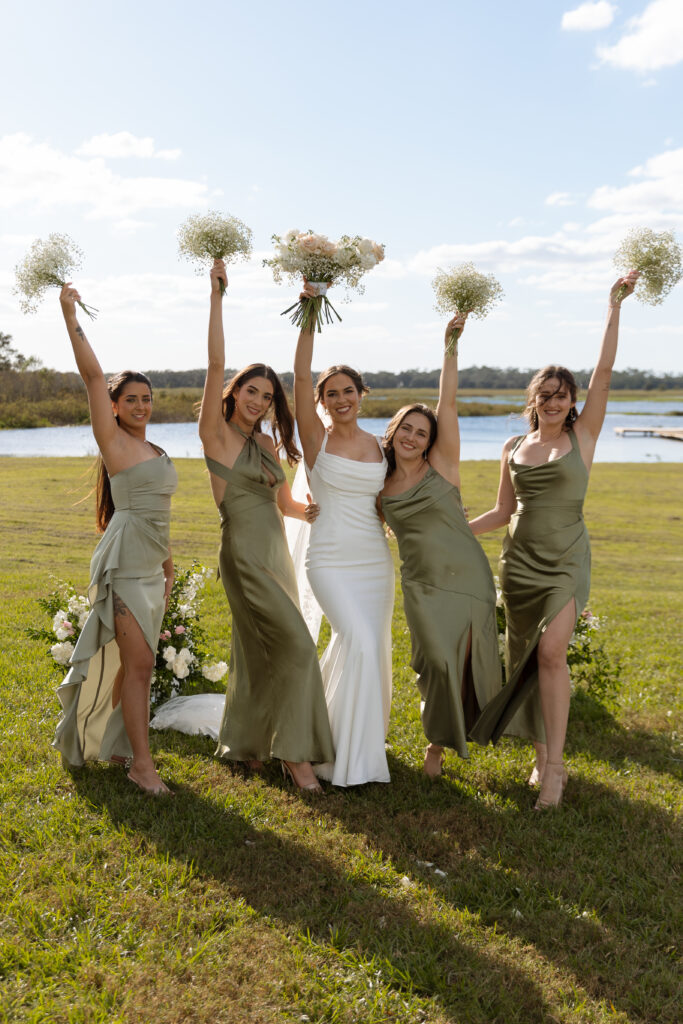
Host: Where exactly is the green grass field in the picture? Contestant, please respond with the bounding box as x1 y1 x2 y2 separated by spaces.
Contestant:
1 458 681 1024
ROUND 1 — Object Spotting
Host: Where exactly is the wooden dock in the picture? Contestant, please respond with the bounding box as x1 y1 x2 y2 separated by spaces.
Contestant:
614 426 683 442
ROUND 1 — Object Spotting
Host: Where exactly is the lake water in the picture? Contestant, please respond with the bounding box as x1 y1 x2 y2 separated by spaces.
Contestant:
1 406 682 462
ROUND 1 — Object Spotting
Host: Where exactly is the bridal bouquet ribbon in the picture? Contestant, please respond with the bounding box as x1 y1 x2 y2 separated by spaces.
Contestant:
263 229 385 333
432 263 504 356
14 234 98 319
613 228 682 306
177 210 253 295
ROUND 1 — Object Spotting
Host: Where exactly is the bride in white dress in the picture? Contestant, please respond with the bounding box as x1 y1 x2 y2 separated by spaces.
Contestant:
293 287 395 786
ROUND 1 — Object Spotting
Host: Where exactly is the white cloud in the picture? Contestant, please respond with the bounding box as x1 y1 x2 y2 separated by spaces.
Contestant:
76 132 181 160
0 133 210 224
598 0 683 71
562 2 617 32
546 192 577 207
588 147 683 213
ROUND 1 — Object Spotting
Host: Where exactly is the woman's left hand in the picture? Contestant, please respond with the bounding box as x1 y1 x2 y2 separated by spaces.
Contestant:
304 492 320 523
610 269 639 306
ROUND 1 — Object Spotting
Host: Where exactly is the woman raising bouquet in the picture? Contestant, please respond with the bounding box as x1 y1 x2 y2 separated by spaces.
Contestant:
380 314 503 779
469 272 639 809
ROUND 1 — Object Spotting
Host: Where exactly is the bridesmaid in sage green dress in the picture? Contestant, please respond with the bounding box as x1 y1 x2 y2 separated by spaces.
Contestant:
198 261 334 791
380 313 503 779
52 284 176 796
469 272 639 809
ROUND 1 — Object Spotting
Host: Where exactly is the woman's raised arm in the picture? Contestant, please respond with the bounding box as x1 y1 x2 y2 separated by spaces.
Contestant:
198 260 229 451
431 313 466 484
576 271 638 445
59 283 117 456
293 284 325 466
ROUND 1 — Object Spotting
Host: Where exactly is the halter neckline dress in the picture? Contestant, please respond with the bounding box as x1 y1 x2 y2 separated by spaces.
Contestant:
206 430 334 765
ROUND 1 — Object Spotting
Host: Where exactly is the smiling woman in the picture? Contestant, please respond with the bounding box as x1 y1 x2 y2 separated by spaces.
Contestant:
156 259 335 793
51 284 177 796
292 283 395 787
469 271 640 810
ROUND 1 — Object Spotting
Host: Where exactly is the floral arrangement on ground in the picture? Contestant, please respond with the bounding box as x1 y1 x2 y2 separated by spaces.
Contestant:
28 563 228 706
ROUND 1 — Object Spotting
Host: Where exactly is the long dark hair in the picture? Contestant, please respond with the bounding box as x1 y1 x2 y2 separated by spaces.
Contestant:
223 363 300 466
524 365 578 432
382 403 438 476
315 364 370 406
96 370 153 532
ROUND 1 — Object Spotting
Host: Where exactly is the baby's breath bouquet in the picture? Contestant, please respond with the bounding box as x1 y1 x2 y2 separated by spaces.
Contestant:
433 263 504 356
263 229 385 332
177 210 253 295
613 227 682 305
14 234 98 319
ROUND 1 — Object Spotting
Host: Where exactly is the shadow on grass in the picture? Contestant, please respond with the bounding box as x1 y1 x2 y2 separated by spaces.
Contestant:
568 690 682 783
319 752 681 1024
70 762 554 1024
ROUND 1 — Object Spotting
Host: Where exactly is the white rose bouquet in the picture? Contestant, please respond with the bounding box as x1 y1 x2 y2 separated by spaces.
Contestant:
14 234 98 319
29 565 228 706
263 229 385 332
177 211 253 295
613 228 682 306
432 263 504 356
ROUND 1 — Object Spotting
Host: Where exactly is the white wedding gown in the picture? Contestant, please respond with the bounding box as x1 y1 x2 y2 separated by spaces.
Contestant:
303 431 394 786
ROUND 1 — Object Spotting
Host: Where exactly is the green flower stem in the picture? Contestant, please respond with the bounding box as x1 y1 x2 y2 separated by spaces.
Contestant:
281 295 342 333
445 326 461 358
612 284 628 306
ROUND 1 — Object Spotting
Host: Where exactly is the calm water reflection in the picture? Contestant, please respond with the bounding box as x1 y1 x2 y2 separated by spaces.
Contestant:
1 408 682 462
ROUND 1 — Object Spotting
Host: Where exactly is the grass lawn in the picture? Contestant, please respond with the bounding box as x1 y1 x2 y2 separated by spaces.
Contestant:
0 457 681 1024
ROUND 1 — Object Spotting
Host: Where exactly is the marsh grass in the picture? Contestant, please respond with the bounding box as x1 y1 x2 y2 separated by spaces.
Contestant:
1 458 681 1023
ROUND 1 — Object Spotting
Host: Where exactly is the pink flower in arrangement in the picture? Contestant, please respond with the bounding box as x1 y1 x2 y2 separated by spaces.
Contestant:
160 629 172 640
174 625 186 635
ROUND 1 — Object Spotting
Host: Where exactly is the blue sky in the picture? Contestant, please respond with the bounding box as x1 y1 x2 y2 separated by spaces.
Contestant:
1 0 682 374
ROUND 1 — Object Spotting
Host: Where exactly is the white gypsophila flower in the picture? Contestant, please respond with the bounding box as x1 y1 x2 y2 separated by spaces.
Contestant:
13 234 97 318
52 609 75 641
614 228 683 306
177 211 253 274
162 645 177 664
201 660 228 682
67 594 90 629
432 263 504 320
51 641 74 666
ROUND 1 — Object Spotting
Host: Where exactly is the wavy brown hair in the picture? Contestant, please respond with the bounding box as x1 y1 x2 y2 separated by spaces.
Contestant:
222 363 300 466
315 364 370 406
524 365 578 432
382 403 438 476
96 371 154 532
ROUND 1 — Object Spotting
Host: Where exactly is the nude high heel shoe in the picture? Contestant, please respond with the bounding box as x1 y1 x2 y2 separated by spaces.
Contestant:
533 762 568 810
281 761 323 794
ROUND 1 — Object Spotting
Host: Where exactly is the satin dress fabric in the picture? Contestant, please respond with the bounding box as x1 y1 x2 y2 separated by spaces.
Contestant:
207 434 334 765
305 430 394 786
382 466 502 757
470 430 591 745
52 453 177 766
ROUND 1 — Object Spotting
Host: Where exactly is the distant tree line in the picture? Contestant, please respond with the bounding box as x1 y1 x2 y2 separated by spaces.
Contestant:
2 330 682 428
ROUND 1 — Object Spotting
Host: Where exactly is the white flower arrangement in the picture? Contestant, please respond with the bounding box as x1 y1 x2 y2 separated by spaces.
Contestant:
30 566 228 706
263 229 385 332
432 263 504 356
14 234 98 319
177 211 253 295
613 228 683 306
